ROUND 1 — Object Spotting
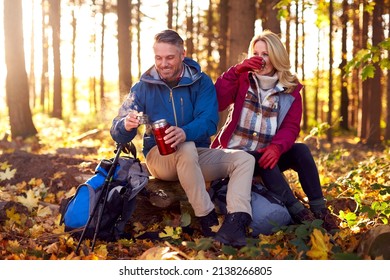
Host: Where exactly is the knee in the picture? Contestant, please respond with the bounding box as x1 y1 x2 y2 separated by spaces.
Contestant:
292 143 312 160
176 141 198 160
233 150 255 167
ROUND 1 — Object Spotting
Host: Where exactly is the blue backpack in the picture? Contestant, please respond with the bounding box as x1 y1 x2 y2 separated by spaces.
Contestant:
209 178 292 236
60 150 149 241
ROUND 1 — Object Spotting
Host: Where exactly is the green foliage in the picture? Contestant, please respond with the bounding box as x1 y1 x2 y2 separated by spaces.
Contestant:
344 38 390 81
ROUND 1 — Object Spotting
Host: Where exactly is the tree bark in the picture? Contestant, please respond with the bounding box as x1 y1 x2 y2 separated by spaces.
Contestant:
4 0 37 139
49 0 62 119
117 0 132 99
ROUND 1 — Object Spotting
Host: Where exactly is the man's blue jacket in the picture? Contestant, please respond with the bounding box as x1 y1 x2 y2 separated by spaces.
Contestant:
110 57 219 157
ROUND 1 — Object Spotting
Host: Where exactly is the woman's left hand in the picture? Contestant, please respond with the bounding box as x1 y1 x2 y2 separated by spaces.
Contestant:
257 144 281 169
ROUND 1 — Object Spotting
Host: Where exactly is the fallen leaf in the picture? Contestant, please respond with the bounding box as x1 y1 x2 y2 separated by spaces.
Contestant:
37 205 53 217
0 168 17 180
306 228 332 260
17 189 39 211
0 161 12 170
138 246 179 260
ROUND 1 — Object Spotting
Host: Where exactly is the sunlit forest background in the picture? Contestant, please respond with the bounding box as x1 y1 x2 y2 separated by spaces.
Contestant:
1 0 389 145
0 0 389 260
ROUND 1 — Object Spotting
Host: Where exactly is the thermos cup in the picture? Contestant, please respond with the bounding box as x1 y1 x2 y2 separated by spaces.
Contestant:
152 119 176 155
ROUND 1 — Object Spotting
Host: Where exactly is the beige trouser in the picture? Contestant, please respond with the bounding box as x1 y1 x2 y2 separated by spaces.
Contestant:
146 142 255 217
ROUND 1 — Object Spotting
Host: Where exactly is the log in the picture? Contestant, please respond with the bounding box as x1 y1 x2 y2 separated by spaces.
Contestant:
357 225 390 260
144 178 188 209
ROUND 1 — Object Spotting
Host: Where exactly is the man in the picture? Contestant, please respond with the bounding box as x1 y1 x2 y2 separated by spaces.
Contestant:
110 29 255 247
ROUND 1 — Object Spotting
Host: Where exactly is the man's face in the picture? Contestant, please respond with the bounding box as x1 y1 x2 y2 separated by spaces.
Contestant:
153 42 185 83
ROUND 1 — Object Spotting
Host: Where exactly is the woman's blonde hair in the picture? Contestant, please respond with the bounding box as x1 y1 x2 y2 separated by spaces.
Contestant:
248 30 299 93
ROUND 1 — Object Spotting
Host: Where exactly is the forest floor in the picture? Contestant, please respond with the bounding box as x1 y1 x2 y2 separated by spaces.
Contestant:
0 122 389 260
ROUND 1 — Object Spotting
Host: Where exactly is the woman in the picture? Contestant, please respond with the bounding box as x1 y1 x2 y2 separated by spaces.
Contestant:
211 30 339 231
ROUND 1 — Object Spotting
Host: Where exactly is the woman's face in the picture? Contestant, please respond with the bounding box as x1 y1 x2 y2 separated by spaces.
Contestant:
252 40 275 76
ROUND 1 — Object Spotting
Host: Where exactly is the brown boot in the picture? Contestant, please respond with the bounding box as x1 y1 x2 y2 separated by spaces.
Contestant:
291 208 316 224
199 209 219 237
312 208 340 232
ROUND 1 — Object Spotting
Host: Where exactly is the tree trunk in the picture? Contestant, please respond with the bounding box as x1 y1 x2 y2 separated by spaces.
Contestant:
71 0 77 113
217 0 228 75
185 0 194 58
301 1 307 131
339 0 349 131
40 0 50 113
117 0 132 99
259 0 281 34
327 0 333 143
228 0 256 66
49 0 62 119
100 0 106 108
4 0 37 139
358 2 371 141
366 0 383 146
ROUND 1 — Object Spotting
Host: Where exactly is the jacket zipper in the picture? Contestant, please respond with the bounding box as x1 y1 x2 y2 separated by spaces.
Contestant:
170 90 178 126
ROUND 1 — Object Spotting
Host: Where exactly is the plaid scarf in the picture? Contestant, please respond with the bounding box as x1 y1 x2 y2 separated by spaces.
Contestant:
228 73 283 151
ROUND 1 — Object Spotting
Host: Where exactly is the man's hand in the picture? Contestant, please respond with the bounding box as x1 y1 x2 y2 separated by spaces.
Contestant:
235 56 266 74
124 111 141 131
257 144 281 169
164 126 186 148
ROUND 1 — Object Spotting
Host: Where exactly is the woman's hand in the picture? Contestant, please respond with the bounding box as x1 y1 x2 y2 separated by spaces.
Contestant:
235 56 265 74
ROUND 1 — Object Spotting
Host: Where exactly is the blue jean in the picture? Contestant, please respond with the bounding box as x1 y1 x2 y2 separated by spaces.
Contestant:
249 143 325 210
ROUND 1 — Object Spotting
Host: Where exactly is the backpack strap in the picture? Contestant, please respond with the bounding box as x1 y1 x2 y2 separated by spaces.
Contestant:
251 183 286 206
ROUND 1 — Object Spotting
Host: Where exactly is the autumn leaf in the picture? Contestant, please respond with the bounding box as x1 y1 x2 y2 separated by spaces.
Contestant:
28 178 45 188
0 161 12 170
37 205 53 217
159 226 182 239
29 224 46 238
138 246 179 260
17 189 39 211
44 242 59 254
53 171 66 179
6 207 21 224
0 167 17 181
94 244 108 259
306 228 332 260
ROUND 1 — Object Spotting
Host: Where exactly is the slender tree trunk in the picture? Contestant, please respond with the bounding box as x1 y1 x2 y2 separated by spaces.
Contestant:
4 0 37 139
49 0 62 119
71 0 77 113
327 0 333 143
218 0 228 75
366 0 384 145
30 0 36 108
100 0 106 108
301 0 307 131
167 0 173 29
186 0 194 58
359 1 371 141
40 0 49 112
117 0 132 99
314 29 320 124
339 0 349 131
136 0 141 78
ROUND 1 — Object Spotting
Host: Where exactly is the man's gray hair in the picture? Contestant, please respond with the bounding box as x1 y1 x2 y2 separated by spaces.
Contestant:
154 29 184 51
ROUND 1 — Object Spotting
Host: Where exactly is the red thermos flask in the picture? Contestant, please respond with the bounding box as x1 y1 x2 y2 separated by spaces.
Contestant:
152 119 176 155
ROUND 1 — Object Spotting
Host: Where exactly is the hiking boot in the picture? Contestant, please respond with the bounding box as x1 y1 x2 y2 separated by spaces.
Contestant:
199 209 219 237
215 212 251 247
312 208 340 232
291 208 316 224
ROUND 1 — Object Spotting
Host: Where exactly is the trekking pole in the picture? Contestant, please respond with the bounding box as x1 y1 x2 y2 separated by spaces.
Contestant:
75 142 124 254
